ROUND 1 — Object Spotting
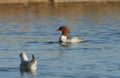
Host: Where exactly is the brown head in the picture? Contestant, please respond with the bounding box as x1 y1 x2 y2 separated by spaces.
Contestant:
56 26 70 36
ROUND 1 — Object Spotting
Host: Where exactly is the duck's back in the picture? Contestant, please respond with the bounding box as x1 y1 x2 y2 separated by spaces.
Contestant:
67 36 84 43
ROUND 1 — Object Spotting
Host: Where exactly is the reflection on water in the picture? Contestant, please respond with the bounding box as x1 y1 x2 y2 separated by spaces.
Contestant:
20 69 37 76
0 2 120 78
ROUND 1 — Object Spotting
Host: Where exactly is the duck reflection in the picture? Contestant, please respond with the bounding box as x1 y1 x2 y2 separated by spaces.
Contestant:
59 42 70 48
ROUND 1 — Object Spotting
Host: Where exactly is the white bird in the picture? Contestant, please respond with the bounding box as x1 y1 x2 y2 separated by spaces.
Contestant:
19 52 37 72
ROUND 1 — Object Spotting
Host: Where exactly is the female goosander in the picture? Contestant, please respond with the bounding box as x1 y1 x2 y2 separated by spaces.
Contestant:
19 52 37 71
55 26 84 43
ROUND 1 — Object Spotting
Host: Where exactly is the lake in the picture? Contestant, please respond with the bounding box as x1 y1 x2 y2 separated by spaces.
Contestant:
0 2 120 78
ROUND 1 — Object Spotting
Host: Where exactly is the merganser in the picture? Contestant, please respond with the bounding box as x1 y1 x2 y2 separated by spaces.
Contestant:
19 52 37 72
55 26 84 43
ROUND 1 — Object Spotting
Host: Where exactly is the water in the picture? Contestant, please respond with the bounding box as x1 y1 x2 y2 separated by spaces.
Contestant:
0 2 120 78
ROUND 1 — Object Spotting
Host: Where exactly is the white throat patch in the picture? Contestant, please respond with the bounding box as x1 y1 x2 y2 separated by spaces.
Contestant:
59 35 68 42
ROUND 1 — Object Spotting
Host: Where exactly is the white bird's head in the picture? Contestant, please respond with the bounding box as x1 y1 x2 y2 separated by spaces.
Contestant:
20 52 28 61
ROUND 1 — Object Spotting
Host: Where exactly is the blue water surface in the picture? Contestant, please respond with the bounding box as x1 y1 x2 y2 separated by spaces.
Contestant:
0 3 120 78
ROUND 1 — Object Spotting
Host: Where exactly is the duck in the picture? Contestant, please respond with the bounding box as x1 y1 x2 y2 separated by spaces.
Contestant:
55 26 84 43
19 52 37 72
